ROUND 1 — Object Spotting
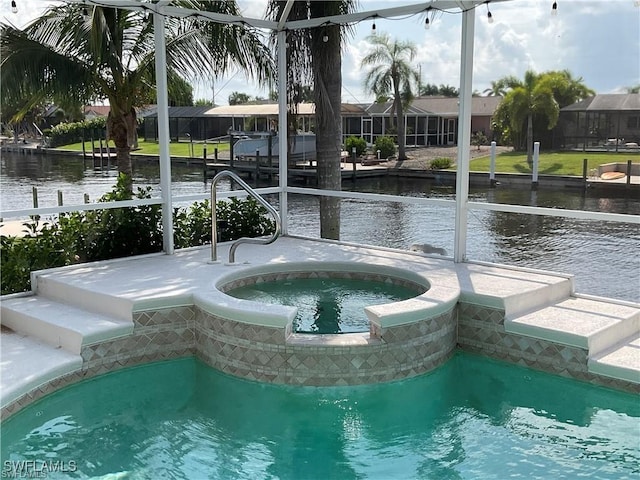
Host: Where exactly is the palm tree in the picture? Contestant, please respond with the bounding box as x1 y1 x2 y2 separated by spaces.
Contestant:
1 1 272 194
228 92 253 105
483 79 507 97
361 33 420 161
496 70 559 165
438 84 459 97
266 1 356 240
544 70 594 108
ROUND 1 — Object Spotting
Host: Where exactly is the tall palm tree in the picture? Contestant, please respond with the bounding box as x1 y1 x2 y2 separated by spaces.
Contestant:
266 1 356 240
544 70 594 108
1 1 272 194
483 79 507 97
361 33 419 161
496 70 559 165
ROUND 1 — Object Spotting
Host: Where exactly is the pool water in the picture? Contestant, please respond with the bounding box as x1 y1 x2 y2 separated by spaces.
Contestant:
2 353 638 479
226 277 421 334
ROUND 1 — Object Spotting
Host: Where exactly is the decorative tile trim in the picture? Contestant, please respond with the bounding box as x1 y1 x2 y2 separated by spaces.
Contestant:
1 349 195 421
1 306 196 420
195 306 456 386
218 271 426 295
457 301 640 394
5 298 638 421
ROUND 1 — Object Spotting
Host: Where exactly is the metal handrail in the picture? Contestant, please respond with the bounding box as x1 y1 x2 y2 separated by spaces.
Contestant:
210 170 281 263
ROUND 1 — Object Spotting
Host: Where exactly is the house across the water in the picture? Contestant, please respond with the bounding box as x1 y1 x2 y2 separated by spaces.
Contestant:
141 96 502 147
555 94 640 151
107 93 639 151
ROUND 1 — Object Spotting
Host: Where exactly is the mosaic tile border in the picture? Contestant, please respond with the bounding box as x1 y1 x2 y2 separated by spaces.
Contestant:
195 306 456 386
4 298 638 420
1 306 197 420
457 302 640 394
218 271 427 295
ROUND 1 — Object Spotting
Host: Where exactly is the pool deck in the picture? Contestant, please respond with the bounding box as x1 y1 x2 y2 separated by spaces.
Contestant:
1 236 639 414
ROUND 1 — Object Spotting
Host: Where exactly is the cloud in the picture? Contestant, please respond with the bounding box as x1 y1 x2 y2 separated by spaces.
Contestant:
0 0 60 28
4 0 638 103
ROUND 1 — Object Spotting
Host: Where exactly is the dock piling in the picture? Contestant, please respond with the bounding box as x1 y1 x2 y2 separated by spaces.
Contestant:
352 147 357 182
532 142 540 190
490 141 497 187
202 146 208 182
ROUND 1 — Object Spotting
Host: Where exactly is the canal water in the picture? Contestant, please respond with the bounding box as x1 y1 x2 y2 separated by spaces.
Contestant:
1 152 638 302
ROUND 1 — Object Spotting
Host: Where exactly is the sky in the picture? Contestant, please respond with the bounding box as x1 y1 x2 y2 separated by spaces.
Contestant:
2 0 639 105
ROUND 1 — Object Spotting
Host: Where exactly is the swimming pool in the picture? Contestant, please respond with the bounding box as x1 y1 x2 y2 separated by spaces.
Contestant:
2 353 638 479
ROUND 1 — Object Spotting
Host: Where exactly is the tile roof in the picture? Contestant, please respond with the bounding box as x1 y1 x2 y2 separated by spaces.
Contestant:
143 106 213 118
561 94 640 112
363 96 502 116
140 97 503 119
203 103 368 116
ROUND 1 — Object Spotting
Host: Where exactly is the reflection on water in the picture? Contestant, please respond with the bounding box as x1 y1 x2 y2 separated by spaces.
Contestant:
2 355 639 479
226 278 415 334
1 153 638 301
312 294 342 334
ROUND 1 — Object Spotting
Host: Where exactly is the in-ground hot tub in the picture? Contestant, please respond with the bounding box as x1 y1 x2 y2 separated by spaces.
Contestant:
192 261 460 385
222 270 427 334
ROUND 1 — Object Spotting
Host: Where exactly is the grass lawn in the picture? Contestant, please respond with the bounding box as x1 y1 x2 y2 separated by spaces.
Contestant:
57 139 230 158
470 151 639 176
57 140 638 177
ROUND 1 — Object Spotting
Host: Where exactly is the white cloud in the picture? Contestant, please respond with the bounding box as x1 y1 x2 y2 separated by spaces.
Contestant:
3 0 638 103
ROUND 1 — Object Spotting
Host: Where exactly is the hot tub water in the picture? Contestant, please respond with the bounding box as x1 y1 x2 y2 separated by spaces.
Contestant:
225 277 422 334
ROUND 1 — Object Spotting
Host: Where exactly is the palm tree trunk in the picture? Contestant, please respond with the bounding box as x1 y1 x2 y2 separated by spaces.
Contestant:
396 102 407 160
107 108 135 194
314 34 342 240
526 113 533 166
394 84 407 160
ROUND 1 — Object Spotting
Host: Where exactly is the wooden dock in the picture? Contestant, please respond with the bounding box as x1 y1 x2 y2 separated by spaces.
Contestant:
203 156 391 185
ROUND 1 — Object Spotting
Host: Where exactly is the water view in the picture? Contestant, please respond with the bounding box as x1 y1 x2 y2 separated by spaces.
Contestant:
1 152 638 302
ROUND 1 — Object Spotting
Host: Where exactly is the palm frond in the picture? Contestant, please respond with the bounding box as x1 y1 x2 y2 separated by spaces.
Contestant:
1 24 96 108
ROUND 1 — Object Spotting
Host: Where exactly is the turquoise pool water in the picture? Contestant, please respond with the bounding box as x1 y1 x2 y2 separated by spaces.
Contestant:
2 353 638 479
226 277 421 333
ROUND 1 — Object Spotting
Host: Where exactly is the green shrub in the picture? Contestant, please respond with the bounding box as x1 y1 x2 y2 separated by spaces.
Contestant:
58 174 164 262
0 221 73 294
173 200 212 248
46 117 108 147
344 136 367 156
215 197 276 241
172 197 275 248
0 177 277 295
471 131 488 150
374 136 396 159
429 157 452 170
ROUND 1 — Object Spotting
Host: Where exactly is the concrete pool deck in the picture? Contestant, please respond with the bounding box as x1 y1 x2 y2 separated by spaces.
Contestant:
1 236 639 418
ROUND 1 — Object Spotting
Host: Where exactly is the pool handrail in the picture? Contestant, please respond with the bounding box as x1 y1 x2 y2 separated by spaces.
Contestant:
210 170 281 263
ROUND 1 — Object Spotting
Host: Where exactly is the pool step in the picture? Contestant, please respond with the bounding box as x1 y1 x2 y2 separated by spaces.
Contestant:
505 296 640 382
588 333 640 384
0 328 82 409
0 296 133 355
33 268 135 322
457 262 574 319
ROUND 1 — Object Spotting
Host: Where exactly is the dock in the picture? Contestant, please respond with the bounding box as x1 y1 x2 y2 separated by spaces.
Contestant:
203 155 391 184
